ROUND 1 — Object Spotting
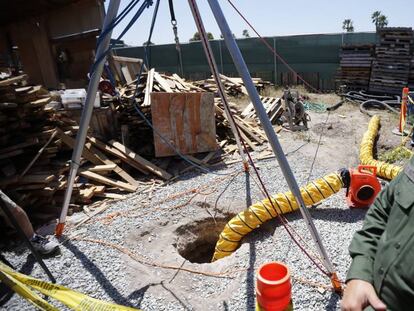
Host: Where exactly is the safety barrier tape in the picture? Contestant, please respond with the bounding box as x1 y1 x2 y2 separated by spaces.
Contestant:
0 262 140 311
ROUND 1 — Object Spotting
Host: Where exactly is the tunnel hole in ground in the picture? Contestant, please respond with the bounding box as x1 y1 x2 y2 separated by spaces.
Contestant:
174 215 234 264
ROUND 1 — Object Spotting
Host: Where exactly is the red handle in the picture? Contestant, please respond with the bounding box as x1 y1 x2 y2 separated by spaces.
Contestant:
358 165 377 177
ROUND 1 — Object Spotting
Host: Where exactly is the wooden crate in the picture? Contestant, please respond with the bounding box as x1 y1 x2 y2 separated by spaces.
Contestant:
151 92 217 157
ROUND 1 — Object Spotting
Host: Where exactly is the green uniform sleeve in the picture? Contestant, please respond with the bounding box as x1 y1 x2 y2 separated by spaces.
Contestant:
346 173 400 283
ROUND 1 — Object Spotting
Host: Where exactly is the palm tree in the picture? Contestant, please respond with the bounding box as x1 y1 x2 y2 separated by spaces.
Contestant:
242 29 250 38
342 19 354 32
372 11 388 29
377 15 388 28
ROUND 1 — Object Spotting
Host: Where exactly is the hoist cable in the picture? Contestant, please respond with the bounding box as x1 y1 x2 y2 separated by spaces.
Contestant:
189 0 330 276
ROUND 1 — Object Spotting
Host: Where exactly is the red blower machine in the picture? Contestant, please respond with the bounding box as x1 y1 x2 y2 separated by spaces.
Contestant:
346 165 381 208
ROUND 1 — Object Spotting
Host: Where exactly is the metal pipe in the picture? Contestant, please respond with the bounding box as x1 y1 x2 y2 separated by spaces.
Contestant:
188 0 247 167
207 0 336 277
56 0 121 237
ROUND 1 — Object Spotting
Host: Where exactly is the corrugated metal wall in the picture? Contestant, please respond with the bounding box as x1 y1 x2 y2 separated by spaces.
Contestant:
114 32 376 91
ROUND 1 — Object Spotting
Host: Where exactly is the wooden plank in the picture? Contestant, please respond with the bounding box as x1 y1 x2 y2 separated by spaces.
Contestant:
86 164 117 172
241 103 254 117
88 137 149 175
154 71 173 92
95 192 127 200
85 142 143 185
93 185 106 194
29 97 52 107
79 187 96 200
79 171 137 192
56 129 103 165
171 74 190 91
20 174 55 184
109 140 172 180
143 68 155 107
238 130 257 151
0 74 28 87
121 66 133 84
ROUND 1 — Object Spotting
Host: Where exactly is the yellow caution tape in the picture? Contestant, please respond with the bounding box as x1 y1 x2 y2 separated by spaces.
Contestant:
0 269 58 311
0 262 140 311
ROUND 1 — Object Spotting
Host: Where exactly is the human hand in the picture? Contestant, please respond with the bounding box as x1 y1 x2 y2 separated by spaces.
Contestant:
341 279 386 311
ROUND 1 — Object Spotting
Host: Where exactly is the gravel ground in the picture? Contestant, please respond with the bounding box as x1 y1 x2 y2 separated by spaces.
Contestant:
1 142 367 311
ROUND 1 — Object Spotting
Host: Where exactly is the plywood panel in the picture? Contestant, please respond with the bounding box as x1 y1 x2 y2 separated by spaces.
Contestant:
151 92 217 157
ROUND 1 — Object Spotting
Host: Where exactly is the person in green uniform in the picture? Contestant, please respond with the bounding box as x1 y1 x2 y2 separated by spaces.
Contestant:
341 158 414 310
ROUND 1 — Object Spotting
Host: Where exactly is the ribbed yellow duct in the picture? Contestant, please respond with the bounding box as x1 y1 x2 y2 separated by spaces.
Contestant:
359 115 402 180
212 172 344 261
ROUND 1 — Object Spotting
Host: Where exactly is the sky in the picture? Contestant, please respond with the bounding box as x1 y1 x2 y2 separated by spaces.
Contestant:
106 0 414 46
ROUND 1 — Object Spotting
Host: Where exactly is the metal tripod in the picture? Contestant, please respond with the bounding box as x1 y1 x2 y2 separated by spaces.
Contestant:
204 0 341 292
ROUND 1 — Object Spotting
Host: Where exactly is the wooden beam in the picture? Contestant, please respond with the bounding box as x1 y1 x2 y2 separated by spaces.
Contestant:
95 192 127 200
143 68 154 107
19 174 55 184
154 71 173 92
56 129 103 165
79 171 137 192
88 137 149 175
0 74 28 87
86 164 117 172
109 140 172 180
84 142 142 186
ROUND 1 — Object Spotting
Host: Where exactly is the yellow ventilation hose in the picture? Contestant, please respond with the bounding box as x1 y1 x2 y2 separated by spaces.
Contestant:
212 172 344 261
359 115 402 180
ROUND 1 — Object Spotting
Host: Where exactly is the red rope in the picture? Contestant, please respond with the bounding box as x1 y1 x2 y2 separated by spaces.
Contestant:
241 139 330 277
190 0 330 277
226 0 321 94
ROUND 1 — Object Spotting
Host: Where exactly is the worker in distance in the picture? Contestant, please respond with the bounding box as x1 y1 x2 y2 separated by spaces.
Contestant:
341 156 414 310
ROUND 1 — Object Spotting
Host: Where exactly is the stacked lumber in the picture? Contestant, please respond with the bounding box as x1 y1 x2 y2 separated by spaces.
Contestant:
193 74 271 97
214 98 267 152
241 96 283 124
336 45 374 91
0 74 170 224
369 27 414 94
